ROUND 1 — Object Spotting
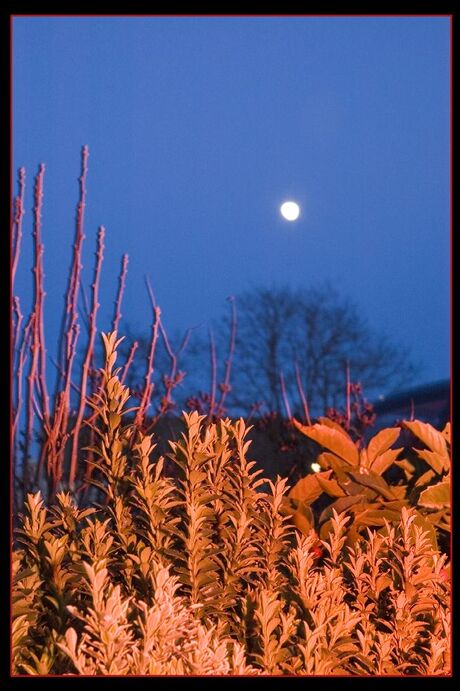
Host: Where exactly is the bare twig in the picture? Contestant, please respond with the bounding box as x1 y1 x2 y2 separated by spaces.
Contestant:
345 360 351 428
216 295 237 416
12 296 23 378
12 167 25 283
45 146 89 492
55 145 88 396
69 226 105 490
23 164 49 492
79 283 91 337
24 312 37 491
280 372 292 421
135 277 161 430
120 340 139 385
145 323 190 433
208 328 217 419
12 313 33 451
294 360 311 426
50 356 82 397
33 165 50 425
112 254 129 333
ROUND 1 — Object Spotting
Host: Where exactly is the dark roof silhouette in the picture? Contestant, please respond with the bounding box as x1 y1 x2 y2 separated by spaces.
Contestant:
372 379 450 430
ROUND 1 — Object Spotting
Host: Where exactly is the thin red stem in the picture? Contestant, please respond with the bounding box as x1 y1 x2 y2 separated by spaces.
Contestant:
294 360 311 426
345 360 351 428
12 167 25 283
68 226 105 490
12 313 32 449
208 328 217 419
24 312 37 492
135 277 161 430
33 165 50 425
55 145 88 396
112 254 129 333
145 325 190 432
120 340 139 385
280 372 292 421
216 296 237 416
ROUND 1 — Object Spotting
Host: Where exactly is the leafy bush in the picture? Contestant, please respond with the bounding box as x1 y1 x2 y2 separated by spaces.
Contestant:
286 416 451 556
11 333 450 676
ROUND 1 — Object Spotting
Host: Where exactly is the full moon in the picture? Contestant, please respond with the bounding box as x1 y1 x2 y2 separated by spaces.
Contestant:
280 200 300 221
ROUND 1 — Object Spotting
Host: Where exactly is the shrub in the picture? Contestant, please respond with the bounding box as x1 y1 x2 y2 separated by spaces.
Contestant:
11 332 451 676
286 416 451 557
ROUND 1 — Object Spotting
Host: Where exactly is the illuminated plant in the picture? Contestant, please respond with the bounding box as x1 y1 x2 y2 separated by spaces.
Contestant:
285 417 451 554
12 332 450 677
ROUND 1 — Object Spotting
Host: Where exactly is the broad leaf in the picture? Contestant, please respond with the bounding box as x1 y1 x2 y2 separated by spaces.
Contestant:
316 452 349 482
415 449 449 474
441 421 451 444
411 510 439 551
414 468 436 488
403 420 448 458
370 448 403 477
319 495 365 524
315 474 346 498
316 417 351 438
394 458 416 481
293 421 359 466
347 469 396 501
353 507 404 526
418 480 450 510
367 428 400 465
288 473 324 505
291 502 315 535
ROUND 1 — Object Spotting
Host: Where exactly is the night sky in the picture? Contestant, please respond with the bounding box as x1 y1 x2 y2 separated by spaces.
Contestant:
12 16 450 396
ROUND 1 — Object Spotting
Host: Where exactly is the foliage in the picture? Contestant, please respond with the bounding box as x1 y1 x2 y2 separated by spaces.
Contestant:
287 416 451 554
11 151 192 507
12 150 420 511
12 333 450 677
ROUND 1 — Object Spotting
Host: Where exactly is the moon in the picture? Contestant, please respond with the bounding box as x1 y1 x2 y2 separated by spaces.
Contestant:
280 200 300 221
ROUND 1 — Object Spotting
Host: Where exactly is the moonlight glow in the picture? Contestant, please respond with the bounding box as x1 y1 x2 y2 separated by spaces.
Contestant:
280 201 300 221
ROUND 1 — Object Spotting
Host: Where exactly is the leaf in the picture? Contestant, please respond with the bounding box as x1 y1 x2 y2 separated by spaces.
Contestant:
370 447 403 477
394 458 416 481
316 452 349 482
374 574 392 595
319 495 365 524
441 421 451 444
291 503 315 536
108 412 121 430
418 480 450 510
347 469 396 501
352 507 403 527
65 627 78 655
288 473 323 505
414 468 436 488
341 479 375 498
411 598 439 615
367 428 400 465
293 421 359 466
415 449 449 474
315 474 346 498
403 420 448 458
316 417 351 438
411 510 439 551
389 486 407 500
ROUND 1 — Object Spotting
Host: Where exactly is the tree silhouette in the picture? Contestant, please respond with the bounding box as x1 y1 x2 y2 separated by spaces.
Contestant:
120 283 417 420
194 283 416 417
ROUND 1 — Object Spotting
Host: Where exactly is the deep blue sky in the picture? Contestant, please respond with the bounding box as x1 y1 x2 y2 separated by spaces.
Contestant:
12 16 450 394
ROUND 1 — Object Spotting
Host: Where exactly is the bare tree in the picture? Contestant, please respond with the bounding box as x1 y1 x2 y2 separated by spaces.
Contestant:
204 283 416 417
118 283 416 420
